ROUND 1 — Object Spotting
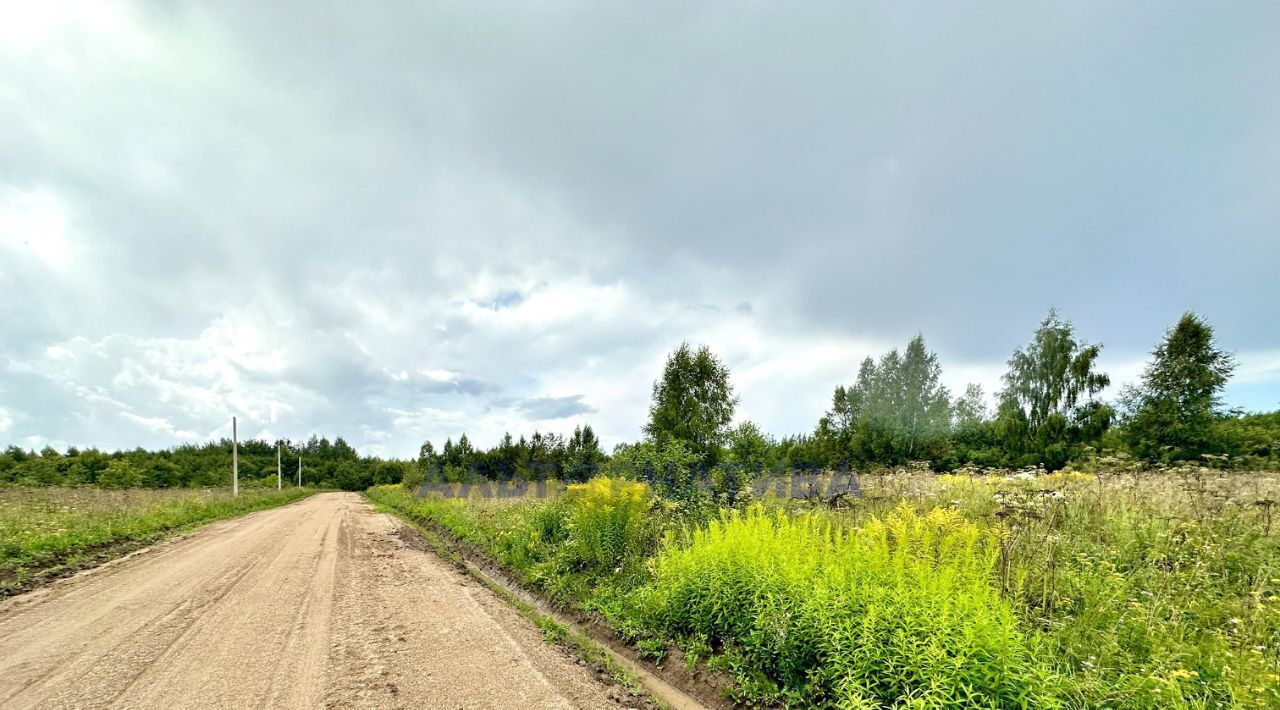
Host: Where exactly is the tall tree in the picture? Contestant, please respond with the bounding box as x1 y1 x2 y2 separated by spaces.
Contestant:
645 342 738 465
1123 312 1236 462
725 420 773 473
996 309 1111 469
825 336 951 465
417 441 437 468
566 424 604 478
952 383 988 431
896 335 952 458
948 383 1000 466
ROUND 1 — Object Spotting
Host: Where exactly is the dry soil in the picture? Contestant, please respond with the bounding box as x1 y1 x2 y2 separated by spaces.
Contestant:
0 492 630 709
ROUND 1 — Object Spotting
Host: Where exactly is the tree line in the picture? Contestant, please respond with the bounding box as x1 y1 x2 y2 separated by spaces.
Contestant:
0 435 414 491
679 310 1275 473
2 309 1277 490
412 311 1275 492
412 425 605 485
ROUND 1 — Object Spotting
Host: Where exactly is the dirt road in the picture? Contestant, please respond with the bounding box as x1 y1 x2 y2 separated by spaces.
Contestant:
0 493 630 709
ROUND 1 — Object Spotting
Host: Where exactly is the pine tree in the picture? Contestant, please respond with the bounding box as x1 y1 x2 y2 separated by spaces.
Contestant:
566 424 604 479
1123 313 1236 462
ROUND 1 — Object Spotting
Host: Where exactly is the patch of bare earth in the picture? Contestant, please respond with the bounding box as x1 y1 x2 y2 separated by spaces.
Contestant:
0 493 630 709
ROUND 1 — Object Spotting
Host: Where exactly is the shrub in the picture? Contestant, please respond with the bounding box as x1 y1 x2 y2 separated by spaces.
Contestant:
607 440 703 508
97 460 144 489
399 463 425 491
563 476 653 573
634 504 1061 708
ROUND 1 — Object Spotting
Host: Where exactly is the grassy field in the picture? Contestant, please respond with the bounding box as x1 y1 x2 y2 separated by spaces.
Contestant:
0 485 315 595
370 468 1280 708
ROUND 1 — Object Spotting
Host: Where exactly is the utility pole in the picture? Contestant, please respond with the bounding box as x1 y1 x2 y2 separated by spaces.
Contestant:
297 456 302 487
277 444 282 490
232 416 239 497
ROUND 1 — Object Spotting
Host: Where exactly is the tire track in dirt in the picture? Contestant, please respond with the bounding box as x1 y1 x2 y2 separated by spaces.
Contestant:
0 493 630 709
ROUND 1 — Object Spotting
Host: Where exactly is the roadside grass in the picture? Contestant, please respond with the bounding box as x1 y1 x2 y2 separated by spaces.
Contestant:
0 485 316 594
368 470 1280 708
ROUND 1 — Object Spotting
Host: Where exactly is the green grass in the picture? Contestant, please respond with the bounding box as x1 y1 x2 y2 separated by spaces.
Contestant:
0 485 316 592
368 469 1280 708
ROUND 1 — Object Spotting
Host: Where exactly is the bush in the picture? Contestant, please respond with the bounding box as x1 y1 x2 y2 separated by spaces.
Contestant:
607 440 703 507
98 460 144 489
400 463 425 491
563 476 653 573
633 504 1060 708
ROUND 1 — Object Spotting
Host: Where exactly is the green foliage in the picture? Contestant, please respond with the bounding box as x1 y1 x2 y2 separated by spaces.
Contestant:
942 384 1007 469
97 460 143 489
566 424 605 480
633 504 1059 708
0 435 405 491
1214 410 1280 467
1040 506 1279 707
417 426 605 482
400 459 425 490
645 342 738 465
952 383 989 431
491 500 571 576
710 421 776 505
777 432 830 471
366 484 654 606
1122 313 1237 463
371 469 1280 708
929 469 1280 708
824 335 953 467
608 438 703 507
725 420 774 473
995 310 1112 470
563 477 653 573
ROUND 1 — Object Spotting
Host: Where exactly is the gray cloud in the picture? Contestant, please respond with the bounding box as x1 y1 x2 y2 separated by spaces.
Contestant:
513 395 597 421
0 2 1277 456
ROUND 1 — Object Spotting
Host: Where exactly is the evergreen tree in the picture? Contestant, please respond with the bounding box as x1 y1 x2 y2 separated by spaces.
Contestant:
417 440 436 467
566 424 604 479
1123 313 1236 462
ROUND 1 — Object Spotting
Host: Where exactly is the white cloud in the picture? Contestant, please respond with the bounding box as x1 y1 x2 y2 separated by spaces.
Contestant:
0 1 1277 455
0 186 76 270
0 1 140 52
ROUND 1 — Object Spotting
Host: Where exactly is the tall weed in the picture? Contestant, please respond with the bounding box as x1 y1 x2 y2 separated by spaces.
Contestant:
634 504 1060 708
563 476 653 573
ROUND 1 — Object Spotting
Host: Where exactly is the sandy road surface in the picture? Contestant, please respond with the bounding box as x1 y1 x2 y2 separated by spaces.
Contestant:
0 492 629 709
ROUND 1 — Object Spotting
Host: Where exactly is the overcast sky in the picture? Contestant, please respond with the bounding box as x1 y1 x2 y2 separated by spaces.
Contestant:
1 2 1277 457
